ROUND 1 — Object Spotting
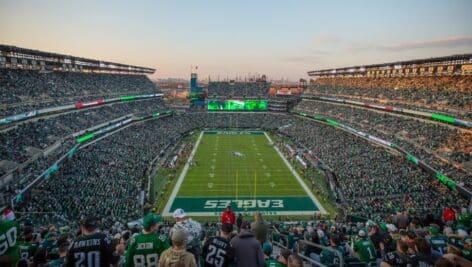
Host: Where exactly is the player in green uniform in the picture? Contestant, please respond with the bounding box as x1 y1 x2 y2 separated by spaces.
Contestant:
320 235 347 266
353 230 376 265
426 226 448 255
0 219 20 266
124 213 170 267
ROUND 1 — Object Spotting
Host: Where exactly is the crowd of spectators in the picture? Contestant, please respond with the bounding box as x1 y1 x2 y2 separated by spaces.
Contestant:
14 112 297 227
208 82 270 98
0 98 167 164
1 64 471 266
2 204 470 267
294 100 472 190
0 69 160 116
277 116 467 219
306 76 472 119
10 111 467 229
1 139 77 202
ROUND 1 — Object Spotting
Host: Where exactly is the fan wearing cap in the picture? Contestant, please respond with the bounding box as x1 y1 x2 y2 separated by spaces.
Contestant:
202 223 235 267
426 225 448 255
169 209 202 263
66 216 120 267
159 228 197 267
352 230 376 265
124 213 169 267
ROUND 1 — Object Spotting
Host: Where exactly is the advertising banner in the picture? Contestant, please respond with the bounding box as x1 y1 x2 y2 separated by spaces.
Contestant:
0 110 38 124
74 99 104 108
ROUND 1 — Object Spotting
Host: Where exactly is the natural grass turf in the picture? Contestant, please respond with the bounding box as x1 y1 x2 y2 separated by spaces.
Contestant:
175 132 307 198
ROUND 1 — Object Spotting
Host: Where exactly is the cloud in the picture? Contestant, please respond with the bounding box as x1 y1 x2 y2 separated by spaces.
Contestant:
379 35 472 51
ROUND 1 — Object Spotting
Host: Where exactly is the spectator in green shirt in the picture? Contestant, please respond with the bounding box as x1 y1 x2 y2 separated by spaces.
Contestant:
353 230 377 264
320 235 346 266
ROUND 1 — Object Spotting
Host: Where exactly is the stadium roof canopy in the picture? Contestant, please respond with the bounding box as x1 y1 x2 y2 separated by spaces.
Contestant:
0 44 155 74
308 54 472 77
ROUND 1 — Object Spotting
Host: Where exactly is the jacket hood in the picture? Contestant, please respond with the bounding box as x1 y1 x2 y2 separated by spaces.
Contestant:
239 230 255 238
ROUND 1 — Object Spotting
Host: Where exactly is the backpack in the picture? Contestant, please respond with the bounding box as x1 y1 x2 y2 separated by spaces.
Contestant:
160 249 186 267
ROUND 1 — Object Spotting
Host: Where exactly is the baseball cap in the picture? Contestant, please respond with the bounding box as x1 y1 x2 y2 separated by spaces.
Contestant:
358 230 366 237
380 223 388 232
142 213 162 229
428 226 439 235
172 228 187 246
81 216 98 229
221 223 233 233
173 208 186 219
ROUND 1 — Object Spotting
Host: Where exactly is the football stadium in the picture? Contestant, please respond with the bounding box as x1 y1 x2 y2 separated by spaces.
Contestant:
1 1 471 267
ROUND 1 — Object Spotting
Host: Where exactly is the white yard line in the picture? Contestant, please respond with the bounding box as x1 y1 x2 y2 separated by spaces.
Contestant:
263 132 327 214
162 131 204 216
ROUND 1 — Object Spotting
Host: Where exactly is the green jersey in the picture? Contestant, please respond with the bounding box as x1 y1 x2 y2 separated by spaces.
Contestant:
18 241 38 261
0 220 20 265
354 239 376 263
264 258 285 267
124 232 170 267
320 245 346 266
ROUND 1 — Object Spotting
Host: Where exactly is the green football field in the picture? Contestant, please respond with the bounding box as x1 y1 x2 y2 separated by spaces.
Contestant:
163 131 325 216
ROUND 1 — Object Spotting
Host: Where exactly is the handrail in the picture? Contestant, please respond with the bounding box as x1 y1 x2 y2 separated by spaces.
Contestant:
269 230 345 267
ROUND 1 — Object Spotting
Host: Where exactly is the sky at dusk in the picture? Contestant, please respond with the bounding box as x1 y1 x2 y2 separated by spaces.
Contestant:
1 0 472 80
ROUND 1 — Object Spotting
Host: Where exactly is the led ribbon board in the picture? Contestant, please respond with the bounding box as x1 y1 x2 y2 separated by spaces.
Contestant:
207 100 268 111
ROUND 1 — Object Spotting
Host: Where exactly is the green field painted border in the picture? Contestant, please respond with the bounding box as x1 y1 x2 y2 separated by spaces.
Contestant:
170 196 319 214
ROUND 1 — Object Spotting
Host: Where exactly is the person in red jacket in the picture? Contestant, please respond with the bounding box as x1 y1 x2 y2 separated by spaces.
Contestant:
221 205 236 225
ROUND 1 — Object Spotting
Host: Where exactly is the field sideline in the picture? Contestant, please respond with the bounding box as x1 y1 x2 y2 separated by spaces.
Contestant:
163 131 326 216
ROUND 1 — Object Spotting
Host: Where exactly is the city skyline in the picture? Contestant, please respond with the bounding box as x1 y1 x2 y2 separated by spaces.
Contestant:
1 0 471 80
